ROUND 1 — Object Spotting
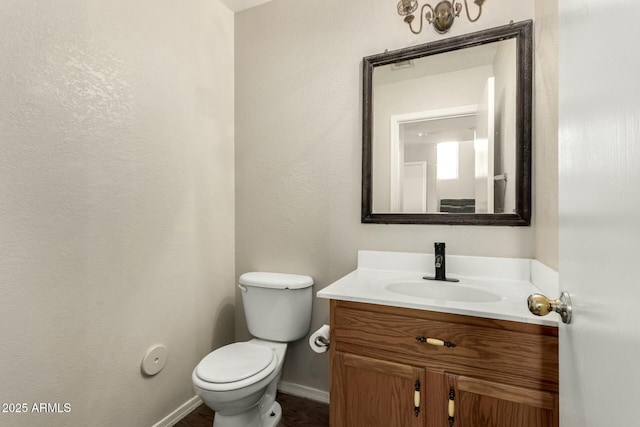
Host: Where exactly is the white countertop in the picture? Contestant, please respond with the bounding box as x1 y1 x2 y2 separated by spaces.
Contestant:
317 250 559 327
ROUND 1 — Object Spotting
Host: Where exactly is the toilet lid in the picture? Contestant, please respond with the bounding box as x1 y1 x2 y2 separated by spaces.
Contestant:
195 342 275 384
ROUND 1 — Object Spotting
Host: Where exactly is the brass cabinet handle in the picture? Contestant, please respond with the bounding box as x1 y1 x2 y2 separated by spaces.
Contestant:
448 388 455 426
527 290 572 324
414 380 420 417
415 336 456 347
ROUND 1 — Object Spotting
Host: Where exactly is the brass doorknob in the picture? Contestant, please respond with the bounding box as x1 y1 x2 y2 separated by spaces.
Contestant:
527 291 572 324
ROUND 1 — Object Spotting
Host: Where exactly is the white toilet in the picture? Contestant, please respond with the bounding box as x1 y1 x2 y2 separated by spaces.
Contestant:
192 272 314 427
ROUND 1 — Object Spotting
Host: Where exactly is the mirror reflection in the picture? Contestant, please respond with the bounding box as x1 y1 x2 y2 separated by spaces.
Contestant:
362 21 532 225
372 38 516 214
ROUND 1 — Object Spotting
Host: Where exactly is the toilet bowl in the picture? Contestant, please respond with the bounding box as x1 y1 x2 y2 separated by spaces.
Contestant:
192 339 286 427
192 272 313 427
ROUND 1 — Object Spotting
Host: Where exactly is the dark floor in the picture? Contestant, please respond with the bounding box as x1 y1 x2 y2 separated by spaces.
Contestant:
175 392 329 427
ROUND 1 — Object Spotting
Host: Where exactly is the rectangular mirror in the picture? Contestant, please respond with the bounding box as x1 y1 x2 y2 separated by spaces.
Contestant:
362 21 532 225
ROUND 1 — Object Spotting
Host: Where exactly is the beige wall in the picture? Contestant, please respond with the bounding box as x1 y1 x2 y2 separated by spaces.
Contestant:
236 0 557 393
0 1 235 425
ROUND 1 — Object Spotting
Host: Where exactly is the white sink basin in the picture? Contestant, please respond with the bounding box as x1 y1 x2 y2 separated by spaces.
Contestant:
385 280 503 303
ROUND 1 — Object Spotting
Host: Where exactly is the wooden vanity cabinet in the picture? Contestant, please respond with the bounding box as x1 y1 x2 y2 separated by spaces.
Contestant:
329 300 559 427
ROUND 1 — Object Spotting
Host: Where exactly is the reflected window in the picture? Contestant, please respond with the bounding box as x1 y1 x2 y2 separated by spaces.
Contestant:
437 141 459 180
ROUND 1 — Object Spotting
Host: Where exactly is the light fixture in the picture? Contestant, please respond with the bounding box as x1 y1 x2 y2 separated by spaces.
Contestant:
397 0 485 35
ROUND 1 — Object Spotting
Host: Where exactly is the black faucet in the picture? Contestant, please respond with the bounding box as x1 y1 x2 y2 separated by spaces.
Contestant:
423 242 459 282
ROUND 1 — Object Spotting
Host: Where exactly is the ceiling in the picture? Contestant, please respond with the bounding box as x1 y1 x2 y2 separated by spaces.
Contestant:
219 0 273 12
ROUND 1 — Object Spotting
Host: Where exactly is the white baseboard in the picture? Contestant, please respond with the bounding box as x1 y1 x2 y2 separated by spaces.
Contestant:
152 395 202 427
278 381 330 404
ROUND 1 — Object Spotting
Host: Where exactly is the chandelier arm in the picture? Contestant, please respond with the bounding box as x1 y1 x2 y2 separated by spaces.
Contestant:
463 0 483 22
422 3 435 24
407 3 433 34
407 21 421 35
452 1 462 17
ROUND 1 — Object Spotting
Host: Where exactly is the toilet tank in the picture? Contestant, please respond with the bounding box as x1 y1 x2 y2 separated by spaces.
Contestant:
239 272 313 342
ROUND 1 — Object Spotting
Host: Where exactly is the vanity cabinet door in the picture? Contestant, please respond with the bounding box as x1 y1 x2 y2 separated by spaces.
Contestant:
444 373 559 427
331 351 425 427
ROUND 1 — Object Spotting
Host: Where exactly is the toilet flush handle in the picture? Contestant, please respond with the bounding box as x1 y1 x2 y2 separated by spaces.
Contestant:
238 284 248 293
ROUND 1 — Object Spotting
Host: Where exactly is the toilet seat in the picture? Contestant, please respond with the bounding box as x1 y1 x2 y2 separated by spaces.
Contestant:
194 342 277 392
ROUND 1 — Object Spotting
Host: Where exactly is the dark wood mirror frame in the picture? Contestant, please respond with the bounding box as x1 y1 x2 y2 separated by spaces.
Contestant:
362 20 532 226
